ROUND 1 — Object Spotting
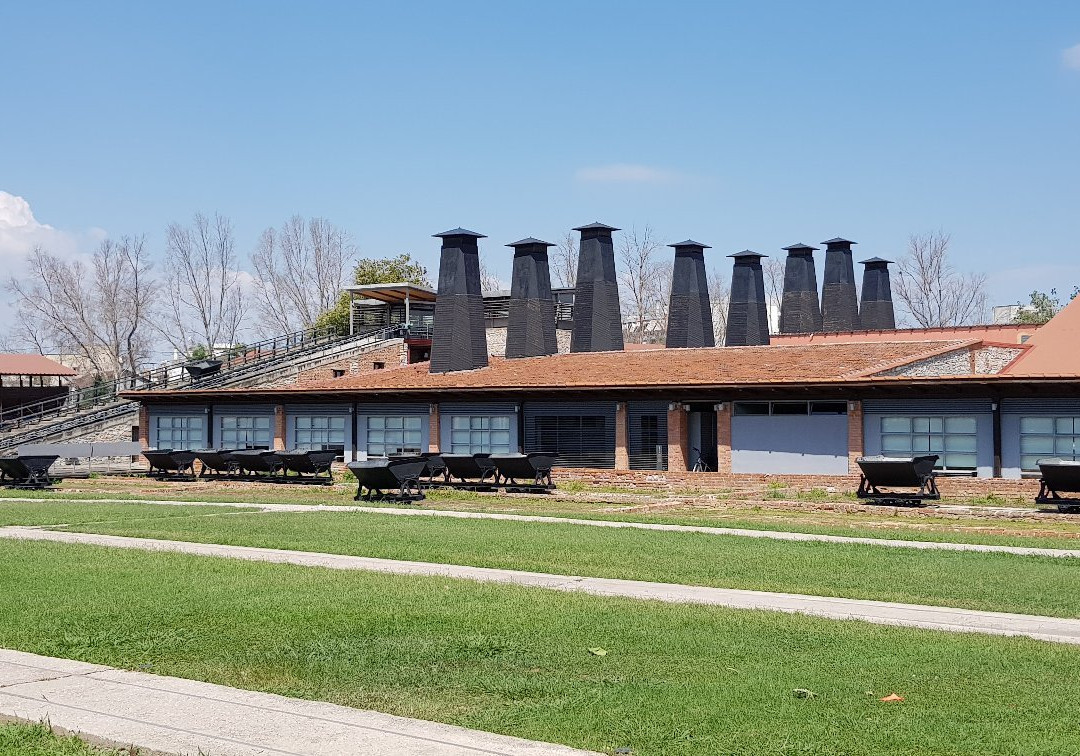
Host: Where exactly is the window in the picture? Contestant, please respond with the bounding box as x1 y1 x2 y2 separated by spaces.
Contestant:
1019 416 1080 472
734 401 847 416
536 415 607 459
293 415 346 452
219 415 271 449
365 415 422 456
154 415 205 450
880 416 977 471
640 415 660 451
372 361 385 370
449 415 512 454
331 369 345 378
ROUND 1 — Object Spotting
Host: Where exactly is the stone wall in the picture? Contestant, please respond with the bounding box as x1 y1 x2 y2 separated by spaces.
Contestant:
974 346 1023 374
486 327 571 357
878 348 973 377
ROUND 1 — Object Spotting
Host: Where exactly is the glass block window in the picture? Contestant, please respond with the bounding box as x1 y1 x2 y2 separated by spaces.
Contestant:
1019 416 1080 472
880 416 977 471
293 415 346 452
365 415 422 456
449 415 512 454
154 415 205 450
219 415 271 449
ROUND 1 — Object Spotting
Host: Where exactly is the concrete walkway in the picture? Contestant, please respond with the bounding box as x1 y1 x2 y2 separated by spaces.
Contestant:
0 649 597 756
7 494 1080 559
3 526 1080 645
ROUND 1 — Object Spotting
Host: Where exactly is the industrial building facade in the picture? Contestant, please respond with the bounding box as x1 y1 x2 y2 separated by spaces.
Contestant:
129 225 1080 482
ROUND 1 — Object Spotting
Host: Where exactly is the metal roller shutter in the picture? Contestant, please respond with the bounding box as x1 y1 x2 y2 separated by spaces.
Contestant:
1001 399 1080 414
862 398 993 414
523 400 616 468
628 401 668 470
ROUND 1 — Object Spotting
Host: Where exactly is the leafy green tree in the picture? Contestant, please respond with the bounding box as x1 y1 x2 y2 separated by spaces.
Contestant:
1013 288 1078 325
316 254 430 333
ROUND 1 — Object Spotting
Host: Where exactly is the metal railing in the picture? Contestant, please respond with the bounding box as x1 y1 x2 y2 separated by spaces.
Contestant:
0 323 413 437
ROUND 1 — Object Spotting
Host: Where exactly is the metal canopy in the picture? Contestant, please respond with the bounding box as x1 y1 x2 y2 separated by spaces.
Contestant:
343 283 437 305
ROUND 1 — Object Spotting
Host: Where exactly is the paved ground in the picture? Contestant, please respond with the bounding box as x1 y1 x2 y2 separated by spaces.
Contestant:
0 649 598 756
6 495 1080 558
4 526 1080 645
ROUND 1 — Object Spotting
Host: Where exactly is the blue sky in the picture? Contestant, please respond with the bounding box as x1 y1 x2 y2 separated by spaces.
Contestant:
2 0 1079 309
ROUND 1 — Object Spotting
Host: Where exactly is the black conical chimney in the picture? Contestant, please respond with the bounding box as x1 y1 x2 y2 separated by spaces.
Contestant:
778 243 822 334
570 222 624 352
725 250 770 346
859 257 896 330
820 237 860 332
429 228 488 373
665 240 714 348
505 237 558 358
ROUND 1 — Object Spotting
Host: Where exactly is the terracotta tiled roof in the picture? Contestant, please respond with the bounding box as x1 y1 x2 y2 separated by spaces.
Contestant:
0 354 77 377
282 340 978 393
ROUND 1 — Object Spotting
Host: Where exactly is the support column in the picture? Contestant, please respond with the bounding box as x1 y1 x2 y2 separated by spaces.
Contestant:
428 403 441 452
847 400 863 474
138 405 150 450
716 403 732 474
274 405 286 451
615 402 629 470
667 403 688 472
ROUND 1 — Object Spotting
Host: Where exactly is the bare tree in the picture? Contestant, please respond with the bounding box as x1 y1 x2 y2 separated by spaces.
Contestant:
251 216 355 334
159 212 246 358
617 226 665 343
708 266 730 344
478 253 503 292
762 257 785 334
6 237 155 377
552 230 578 289
894 230 988 327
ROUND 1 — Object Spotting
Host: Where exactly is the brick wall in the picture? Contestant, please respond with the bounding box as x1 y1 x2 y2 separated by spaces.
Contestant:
667 405 688 471
716 403 732 474
614 402 629 470
847 400 863 474
293 343 407 387
428 403 440 453
138 406 150 449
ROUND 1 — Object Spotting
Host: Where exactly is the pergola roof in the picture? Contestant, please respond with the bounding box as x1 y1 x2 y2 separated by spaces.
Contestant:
343 283 437 305
0 354 77 377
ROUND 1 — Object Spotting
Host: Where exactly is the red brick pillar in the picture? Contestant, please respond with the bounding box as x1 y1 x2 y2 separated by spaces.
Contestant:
716 402 732 474
667 404 688 472
428 403 440 452
614 402 630 470
138 405 150 450
847 400 863 474
274 405 287 451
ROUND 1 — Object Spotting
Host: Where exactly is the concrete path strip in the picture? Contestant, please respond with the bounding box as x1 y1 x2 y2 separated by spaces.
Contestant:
3 526 1080 646
6 495 1080 558
0 649 598 756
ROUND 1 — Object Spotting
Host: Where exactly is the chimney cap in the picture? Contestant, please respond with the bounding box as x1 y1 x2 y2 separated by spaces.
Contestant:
506 237 554 248
668 239 711 249
821 237 857 246
859 256 893 265
728 249 768 259
433 227 487 239
572 221 620 232
781 242 819 252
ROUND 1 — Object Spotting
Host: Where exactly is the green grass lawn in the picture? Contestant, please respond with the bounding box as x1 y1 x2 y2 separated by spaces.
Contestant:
2 539 1079 756
7 483 1080 549
0 721 125 755
56 509 1080 618
0 500 242 527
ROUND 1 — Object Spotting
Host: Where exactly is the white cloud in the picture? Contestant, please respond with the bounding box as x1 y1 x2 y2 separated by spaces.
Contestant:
1063 42 1080 71
0 190 106 265
575 163 686 184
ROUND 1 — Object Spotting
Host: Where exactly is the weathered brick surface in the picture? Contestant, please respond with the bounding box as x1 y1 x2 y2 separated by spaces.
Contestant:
716 403 732 474
292 343 407 387
847 400 863 474
273 405 286 451
614 402 629 470
138 406 150 449
666 405 688 472
428 403 440 453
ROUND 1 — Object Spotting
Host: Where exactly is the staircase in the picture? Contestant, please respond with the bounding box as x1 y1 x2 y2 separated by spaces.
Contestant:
0 325 411 451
